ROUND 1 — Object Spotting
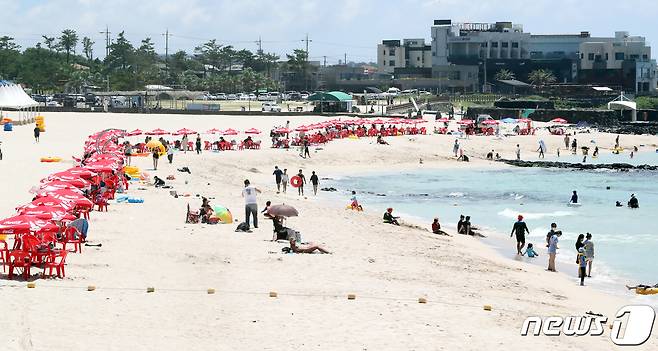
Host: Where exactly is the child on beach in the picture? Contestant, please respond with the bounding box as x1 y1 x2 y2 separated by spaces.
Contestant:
577 247 587 286
349 191 363 211
522 243 538 258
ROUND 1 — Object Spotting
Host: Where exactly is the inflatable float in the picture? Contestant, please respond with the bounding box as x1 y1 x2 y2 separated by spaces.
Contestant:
567 203 582 207
635 287 658 295
40 157 62 163
290 175 303 188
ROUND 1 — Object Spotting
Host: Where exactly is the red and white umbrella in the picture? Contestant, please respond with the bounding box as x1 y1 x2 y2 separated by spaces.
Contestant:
222 128 239 136
146 128 170 136
17 196 75 212
39 189 93 208
518 118 533 123
436 118 449 123
39 180 83 192
174 128 197 136
370 119 386 125
65 167 97 180
127 129 144 136
274 127 291 134
0 215 59 235
206 128 222 134
295 126 310 132
244 128 261 134
18 205 76 221
550 118 568 124
458 119 474 125
481 119 500 125
43 175 91 189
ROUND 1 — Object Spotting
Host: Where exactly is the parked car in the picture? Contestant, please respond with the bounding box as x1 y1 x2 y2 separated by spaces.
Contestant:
262 102 282 112
46 100 62 107
237 93 248 100
248 93 257 100
257 94 270 101
215 93 227 100
227 94 237 100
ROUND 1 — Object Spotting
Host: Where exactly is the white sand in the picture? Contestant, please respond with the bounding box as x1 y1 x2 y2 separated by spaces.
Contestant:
1 112 657 350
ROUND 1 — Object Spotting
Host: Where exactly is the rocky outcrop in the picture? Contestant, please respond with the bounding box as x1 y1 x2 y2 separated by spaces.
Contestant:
500 159 658 171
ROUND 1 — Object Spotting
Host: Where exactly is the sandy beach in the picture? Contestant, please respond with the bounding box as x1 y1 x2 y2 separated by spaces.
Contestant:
1 112 657 350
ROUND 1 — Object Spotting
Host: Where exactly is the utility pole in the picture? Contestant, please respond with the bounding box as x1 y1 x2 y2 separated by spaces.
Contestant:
323 56 327 68
255 36 263 54
100 26 111 57
344 53 347 66
162 29 173 75
301 34 312 91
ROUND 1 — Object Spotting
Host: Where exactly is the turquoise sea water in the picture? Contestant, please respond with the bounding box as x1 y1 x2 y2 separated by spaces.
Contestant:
326 154 658 289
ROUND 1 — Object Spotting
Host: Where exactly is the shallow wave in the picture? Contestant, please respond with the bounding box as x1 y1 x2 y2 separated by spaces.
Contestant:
498 208 576 220
448 192 465 198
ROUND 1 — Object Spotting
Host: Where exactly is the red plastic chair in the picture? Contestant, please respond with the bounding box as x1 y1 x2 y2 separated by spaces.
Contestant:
42 250 67 278
63 227 83 253
8 251 32 280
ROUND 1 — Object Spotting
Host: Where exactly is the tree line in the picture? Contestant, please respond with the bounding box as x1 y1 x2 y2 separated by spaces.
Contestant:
0 29 315 93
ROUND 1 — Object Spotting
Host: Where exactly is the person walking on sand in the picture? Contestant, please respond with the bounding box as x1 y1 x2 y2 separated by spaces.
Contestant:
537 140 546 159
152 148 160 170
516 144 521 160
303 139 311 158
577 247 587 286
281 169 289 193
296 169 306 196
195 134 202 155
510 215 530 255
310 171 319 195
34 126 41 143
242 179 262 229
583 233 594 277
547 230 562 272
273 166 283 193
564 134 570 149
167 144 174 164
571 138 577 154
453 139 460 157
181 134 188 153
615 134 620 149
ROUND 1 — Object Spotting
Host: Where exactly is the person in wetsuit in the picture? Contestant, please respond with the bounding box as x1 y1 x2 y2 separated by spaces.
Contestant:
570 191 578 204
628 194 639 208
510 215 530 255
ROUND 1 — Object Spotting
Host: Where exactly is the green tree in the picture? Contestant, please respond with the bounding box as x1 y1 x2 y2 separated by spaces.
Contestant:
42 35 57 50
494 69 515 81
528 69 557 85
59 29 79 64
194 39 223 73
19 47 68 90
82 37 94 61
0 36 21 80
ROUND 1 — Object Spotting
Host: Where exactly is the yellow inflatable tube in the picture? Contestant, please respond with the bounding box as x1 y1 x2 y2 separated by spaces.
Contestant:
635 287 658 295
40 157 62 163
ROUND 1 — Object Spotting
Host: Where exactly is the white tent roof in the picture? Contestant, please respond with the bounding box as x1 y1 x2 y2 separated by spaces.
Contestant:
0 81 39 109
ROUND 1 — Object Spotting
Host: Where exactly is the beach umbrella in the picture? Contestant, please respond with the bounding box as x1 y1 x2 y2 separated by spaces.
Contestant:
84 162 118 173
40 189 93 208
146 128 170 136
295 126 310 132
126 129 144 136
206 128 222 134
222 128 239 136
274 127 291 134
65 167 97 179
18 196 75 211
458 119 474 125
550 118 568 124
267 204 299 218
436 118 449 123
68 218 89 238
244 128 261 134
174 128 197 136
43 175 91 189
501 118 517 124
481 119 500 125
18 206 76 221
39 180 82 192
0 215 58 235
145 140 164 151
518 118 533 123
371 119 386 125
212 206 233 224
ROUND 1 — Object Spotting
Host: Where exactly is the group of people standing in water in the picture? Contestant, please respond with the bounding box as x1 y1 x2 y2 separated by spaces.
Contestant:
511 215 596 286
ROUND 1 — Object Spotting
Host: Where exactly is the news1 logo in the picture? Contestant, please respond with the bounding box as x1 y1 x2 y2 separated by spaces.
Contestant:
521 305 656 346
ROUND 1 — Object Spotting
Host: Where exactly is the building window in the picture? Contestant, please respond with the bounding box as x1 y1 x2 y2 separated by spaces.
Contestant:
643 54 649 60
630 54 639 60
390 48 395 56
615 52 624 60
417 57 420 61
481 42 488 48
512 42 519 48
605 53 609 60
588 53 595 61
432 51 436 57
383 50 386 56
502 42 509 48
491 42 498 48
389 60 395 66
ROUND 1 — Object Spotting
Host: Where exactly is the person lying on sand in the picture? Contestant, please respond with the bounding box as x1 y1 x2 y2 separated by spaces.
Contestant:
289 237 330 254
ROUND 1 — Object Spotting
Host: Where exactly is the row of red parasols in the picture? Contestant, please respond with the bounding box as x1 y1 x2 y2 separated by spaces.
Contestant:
125 128 262 137
275 117 429 134
0 130 126 236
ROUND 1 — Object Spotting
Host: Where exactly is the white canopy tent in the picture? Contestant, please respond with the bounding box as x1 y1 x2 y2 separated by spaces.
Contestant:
0 80 39 124
608 93 637 122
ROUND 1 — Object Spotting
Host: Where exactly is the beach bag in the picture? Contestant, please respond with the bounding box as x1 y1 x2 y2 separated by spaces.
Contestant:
235 222 250 232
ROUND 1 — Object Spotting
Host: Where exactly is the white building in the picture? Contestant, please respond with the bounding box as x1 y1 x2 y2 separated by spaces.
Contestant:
377 39 432 74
